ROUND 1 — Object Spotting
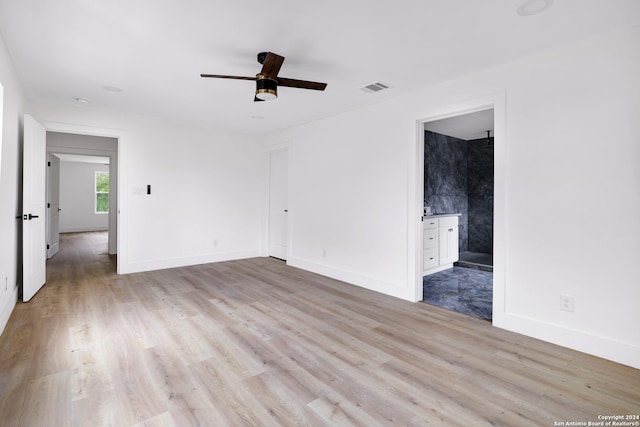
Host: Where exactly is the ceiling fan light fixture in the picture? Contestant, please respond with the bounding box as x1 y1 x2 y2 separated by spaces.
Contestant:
255 75 278 101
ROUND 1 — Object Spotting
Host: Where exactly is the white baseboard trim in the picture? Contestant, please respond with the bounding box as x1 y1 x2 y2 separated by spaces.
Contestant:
0 287 18 337
501 312 640 369
120 249 262 274
60 226 108 233
287 256 414 302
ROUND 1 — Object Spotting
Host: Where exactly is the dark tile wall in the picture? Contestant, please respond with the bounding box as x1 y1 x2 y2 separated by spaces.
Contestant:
467 138 494 254
424 131 468 252
424 131 494 255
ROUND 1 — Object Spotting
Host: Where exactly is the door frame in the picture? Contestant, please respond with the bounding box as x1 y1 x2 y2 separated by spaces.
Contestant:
411 92 507 327
263 142 291 260
267 148 289 260
42 121 127 274
46 152 61 258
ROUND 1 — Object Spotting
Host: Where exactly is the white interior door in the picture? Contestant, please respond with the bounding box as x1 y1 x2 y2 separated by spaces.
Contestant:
47 153 61 258
269 149 288 260
23 115 47 302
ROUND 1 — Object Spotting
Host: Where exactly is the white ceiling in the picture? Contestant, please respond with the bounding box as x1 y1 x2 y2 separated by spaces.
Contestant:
1 0 638 135
425 109 494 141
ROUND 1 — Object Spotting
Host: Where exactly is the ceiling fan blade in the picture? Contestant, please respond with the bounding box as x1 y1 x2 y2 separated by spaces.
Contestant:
200 74 257 81
277 77 327 91
259 52 285 79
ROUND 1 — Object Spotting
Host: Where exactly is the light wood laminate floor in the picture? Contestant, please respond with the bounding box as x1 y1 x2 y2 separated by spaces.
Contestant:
0 232 638 426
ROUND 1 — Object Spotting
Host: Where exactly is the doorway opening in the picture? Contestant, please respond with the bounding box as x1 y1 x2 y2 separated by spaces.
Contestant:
418 106 497 321
22 116 123 302
45 131 118 266
268 149 289 261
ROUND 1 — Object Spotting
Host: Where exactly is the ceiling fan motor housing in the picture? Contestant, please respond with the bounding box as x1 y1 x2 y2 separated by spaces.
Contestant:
255 74 278 100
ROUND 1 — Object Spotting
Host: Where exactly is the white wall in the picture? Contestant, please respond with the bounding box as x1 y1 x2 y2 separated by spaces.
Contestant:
59 161 110 232
262 25 640 368
27 103 265 274
0 31 25 335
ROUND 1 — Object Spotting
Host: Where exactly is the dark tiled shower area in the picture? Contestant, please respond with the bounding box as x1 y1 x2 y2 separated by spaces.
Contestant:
423 129 494 320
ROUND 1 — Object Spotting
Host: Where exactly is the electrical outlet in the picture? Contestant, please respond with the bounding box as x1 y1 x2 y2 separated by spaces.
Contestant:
4 277 7 291
560 294 574 312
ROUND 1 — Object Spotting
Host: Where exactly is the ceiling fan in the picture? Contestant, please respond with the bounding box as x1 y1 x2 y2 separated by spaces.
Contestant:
201 52 327 102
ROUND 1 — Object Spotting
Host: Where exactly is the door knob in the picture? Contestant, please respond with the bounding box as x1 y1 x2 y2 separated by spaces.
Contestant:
24 213 39 220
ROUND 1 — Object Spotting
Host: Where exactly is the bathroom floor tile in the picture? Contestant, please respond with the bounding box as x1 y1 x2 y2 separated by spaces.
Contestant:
422 266 493 320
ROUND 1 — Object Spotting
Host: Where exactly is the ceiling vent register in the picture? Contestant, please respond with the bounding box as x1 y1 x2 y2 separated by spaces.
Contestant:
361 82 390 93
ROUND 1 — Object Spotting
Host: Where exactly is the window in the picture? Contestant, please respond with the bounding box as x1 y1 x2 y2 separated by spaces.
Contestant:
95 171 109 213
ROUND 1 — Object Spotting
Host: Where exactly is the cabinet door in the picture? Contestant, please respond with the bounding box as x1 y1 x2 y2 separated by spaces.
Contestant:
439 226 459 265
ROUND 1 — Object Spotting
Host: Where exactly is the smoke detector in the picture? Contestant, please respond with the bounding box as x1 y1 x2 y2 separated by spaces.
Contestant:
517 0 554 16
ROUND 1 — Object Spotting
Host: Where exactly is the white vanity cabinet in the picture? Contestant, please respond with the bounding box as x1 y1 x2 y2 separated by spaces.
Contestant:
423 215 459 275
